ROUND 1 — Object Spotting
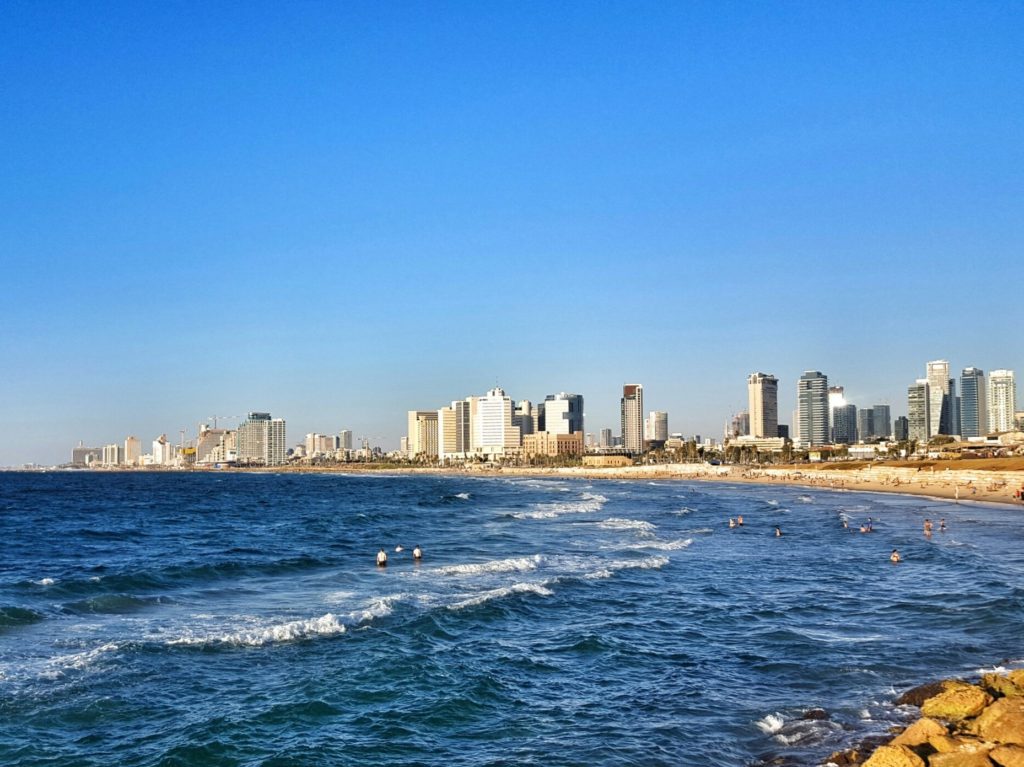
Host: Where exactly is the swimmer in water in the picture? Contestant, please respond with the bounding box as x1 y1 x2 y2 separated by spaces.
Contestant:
842 519 848 529
890 549 901 564
939 518 947 532
923 518 933 534
737 515 744 527
412 545 422 560
774 526 782 537
376 548 388 567
728 518 736 528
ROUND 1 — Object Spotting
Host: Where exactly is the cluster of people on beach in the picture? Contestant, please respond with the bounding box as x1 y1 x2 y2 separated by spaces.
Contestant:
376 545 423 567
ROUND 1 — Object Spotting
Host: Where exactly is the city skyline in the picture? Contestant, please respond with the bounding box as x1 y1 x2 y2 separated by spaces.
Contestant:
2 3 1022 465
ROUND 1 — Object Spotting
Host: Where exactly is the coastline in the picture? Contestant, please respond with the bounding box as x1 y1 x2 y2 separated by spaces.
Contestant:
259 462 1024 509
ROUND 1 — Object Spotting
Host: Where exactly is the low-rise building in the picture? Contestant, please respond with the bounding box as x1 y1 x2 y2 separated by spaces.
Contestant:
522 431 584 458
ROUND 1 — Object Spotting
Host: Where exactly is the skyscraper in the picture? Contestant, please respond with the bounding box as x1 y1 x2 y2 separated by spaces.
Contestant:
537 393 584 435
747 373 778 439
437 400 471 462
832 404 858 444
237 412 287 466
907 381 930 443
960 368 987 437
620 384 644 452
987 370 1017 433
599 428 613 448
340 430 353 450
406 410 439 458
797 371 829 447
473 388 521 457
857 408 874 442
872 405 891 439
124 435 141 466
926 360 952 436
645 411 668 442
894 416 909 441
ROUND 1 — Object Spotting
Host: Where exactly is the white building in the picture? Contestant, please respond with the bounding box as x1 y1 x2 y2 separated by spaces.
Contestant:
438 400 471 462
406 411 439 459
620 384 644 452
645 411 668 442
152 434 174 466
747 372 778 439
236 412 287 466
471 388 520 458
102 443 123 466
987 370 1017 433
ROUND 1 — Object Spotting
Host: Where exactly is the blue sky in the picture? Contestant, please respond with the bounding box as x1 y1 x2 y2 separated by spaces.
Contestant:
2 2 1022 464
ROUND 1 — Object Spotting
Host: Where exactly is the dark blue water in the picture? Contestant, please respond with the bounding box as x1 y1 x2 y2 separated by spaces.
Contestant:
1 472 1022 766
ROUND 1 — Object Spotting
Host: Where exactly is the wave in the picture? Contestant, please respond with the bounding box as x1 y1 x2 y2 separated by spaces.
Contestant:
599 518 657 535
434 555 542 577
455 492 471 500
62 594 168 615
0 605 45 629
625 538 693 551
514 492 607 519
756 713 785 735
448 582 554 611
167 612 348 648
582 555 669 580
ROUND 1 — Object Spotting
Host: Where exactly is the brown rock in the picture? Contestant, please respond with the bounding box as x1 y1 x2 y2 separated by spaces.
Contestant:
922 683 994 721
929 752 996 767
1007 671 1024 691
983 674 1024 699
991 744 1024 767
932 735 965 753
929 735 995 754
803 707 829 720
892 717 949 746
862 744 927 767
899 681 951 707
972 697 1024 745
827 748 863 766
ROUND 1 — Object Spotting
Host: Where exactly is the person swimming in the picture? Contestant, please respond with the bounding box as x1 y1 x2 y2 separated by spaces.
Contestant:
412 545 423 560
774 526 782 537
890 549 901 563
376 548 388 567
737 515 744 526
728 518 736 528
939 518 947 532
842 519 848 529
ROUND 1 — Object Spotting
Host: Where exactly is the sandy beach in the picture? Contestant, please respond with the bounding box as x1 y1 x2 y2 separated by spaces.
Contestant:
274 461 1024 508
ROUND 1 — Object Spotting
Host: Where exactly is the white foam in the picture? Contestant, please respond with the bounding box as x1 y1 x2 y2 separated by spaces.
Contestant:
35 578 55 586
448 582 553 610
796 628 885 644
583 556 669 579
756 713 785 734
766 499 779 506
435 555 542 576
168 613 347 648
672 507 696 515
514 492 607 519
976 665 1008 675
347 596 399 624
455 492 471 500
626 538 693 551
599 518 657 535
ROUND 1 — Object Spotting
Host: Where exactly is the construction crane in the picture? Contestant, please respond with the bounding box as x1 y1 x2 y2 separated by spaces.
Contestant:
208 415 241 429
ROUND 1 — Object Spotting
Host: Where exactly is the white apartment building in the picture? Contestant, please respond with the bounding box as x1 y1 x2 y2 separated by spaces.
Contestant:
987 370 1017 433
471 388 520 459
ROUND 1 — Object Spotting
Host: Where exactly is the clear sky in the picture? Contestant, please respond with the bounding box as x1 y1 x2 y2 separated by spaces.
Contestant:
2 2 1022 465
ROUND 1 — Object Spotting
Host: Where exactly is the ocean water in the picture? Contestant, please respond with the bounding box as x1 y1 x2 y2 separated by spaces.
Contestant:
1 472 1022 767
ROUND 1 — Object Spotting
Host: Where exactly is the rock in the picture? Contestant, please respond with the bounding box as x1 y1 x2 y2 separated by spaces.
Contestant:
929 752 996 767
922 682 994 721
827 748 863 766
803 707 830 720
899 681 951 707
972 697 1024 744
1007 671 1024 691
982 674 1024 699
990 745 1024 767
891 717 948 746
862 744 927 767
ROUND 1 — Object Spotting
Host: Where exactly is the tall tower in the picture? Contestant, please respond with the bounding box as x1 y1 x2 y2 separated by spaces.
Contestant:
747 373 778 438
926 360 951 436
987 370 1017 433
620 384 644 452
538 393 584 435
797 371 829 447
959 368 987 438
907 380 930 443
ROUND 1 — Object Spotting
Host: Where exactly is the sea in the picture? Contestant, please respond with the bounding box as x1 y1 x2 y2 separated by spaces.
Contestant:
1 471 1022 766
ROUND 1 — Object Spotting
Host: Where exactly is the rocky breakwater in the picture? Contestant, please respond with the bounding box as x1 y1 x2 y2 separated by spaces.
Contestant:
833 671 1024 767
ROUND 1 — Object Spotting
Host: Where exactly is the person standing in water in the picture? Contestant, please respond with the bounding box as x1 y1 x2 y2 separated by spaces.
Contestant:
412 545 423 561
737 515 744 527
376 548 388 567
774 526 782 537
890 549 901 564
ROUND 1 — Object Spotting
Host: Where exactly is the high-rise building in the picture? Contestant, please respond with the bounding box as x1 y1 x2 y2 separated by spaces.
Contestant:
71 444 102 466
907 380 930 443
747 373 779 439
926 360 952 436
797 371 829 447
894 416 909 441
987 370 1017 433
832 404 858 444
236 412 287 466
872 405 891 439
728 411 750 438
828 386 845 443
959 368 987 437
196 427 228 464
537 393 584 435
152 434 174 466
857 409 874 443
514 400 535 437
101 443 123 466
406 411 439 458
472 388 521 457
599 428 613 448
124 436 141 466
437 400 471 462
645 411 668 443
620 384 644 452
340 430 353 450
